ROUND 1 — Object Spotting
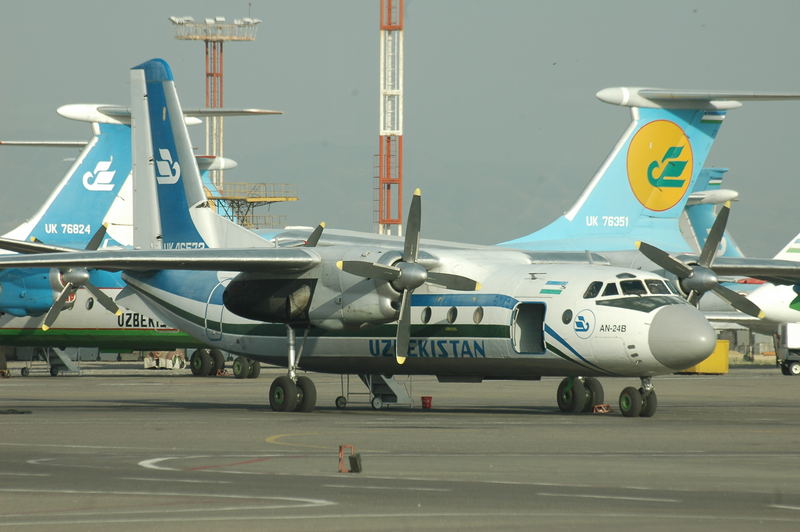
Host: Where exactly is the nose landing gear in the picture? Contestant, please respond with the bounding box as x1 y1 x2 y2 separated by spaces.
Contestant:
557 376 657 417
619 377 657 418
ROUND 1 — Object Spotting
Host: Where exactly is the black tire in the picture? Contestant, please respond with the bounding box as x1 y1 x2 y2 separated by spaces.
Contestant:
49 367 59 377
232 356 250 379
619 386 643 417
335 396 347 409
247 359 261 379
788 361 800 376
582 377 604 412
639 388 658 417
209 349 225 375
295 376 317 412
269 376 297 412
781 364 791 376
190 349 212 376
556 377 587 413
20 367 30 377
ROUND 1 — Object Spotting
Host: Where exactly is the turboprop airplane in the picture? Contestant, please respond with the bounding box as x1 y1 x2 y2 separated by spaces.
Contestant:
0 59 721 417
0 104 277 376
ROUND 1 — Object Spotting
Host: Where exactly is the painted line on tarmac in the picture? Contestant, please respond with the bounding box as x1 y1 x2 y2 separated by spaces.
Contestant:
3 442 142 451
120 477 232 484
323 484 450 492
770 504 800 511
0 472 49 477
265 433 331 450
537 492 680 503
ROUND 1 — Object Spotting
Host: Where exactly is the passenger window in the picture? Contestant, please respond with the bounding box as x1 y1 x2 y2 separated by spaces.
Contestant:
583 281 603 299
645 279 671 295
602 283 619 296
620 280 647 295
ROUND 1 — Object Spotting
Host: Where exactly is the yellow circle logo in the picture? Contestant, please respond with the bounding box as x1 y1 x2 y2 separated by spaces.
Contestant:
627 120 693 212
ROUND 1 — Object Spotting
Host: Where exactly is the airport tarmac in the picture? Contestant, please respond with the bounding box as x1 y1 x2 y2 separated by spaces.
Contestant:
1 363 799 531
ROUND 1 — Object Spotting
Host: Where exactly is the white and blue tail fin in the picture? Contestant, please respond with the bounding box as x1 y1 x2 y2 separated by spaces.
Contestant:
682 167 744 258
500 87 800 252
130 58 267 250
2 122 132 248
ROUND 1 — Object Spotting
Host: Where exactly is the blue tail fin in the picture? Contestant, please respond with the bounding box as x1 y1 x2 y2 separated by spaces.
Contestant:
130 58 266 250
500 88 800 252
3 123 131 248
500 103 725 252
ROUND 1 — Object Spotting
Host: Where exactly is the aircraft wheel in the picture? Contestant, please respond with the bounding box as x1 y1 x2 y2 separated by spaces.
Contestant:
247 359 261 379
190 349 211 376
20 367 30 377
582 377 604 412
335 396 347 409
49 367 60 377
556 377 587 413
295 376 317 412
780 364 790 375
639 388 658 417
371 396 384 410
232 356 250 379
619 386 643 417
269 376 297 412
209 349 225 375
788 361 800 376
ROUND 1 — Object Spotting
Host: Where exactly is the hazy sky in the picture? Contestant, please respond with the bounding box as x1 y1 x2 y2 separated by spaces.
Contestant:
1 0 799 257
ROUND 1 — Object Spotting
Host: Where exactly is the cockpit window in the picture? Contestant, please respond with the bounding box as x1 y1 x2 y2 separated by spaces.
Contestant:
664 280 680 295
620 280 647 296
596 295 685 313
645 279 671 295
602 283 619 296
583 281 603 299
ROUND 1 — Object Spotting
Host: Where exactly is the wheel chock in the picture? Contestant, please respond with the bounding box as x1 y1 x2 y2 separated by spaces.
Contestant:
338 444 362 473
592 403 611 414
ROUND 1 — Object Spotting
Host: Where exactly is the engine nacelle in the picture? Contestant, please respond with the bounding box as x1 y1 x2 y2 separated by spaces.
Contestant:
0 268 57 317
223 273 316 324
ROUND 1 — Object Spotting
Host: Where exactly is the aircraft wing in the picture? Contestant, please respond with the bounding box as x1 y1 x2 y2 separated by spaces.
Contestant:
0 237 76 254
675 255 800 285
0 247 320 273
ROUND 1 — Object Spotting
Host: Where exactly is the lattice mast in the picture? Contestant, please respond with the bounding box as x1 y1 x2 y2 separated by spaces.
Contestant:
169 16 261 190
376 0 404 236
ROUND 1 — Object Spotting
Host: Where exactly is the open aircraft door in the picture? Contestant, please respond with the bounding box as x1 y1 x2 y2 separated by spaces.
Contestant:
511 302 546 354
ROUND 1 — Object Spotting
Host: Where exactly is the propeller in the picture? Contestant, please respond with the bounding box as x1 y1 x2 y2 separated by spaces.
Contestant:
303 222 325 247
636 201 764 318
337 189 480 364
41 223 122 331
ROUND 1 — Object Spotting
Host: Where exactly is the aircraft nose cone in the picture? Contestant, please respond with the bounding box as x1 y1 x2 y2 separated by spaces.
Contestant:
648 304 716 370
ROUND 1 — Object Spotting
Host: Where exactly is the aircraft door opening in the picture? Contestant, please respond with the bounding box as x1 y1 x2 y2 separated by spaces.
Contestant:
204 278 231 341
511 303 546 354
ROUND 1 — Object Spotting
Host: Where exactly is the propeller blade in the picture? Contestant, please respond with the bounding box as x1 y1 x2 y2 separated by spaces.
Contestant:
687 290 703 306
403 188 421 263
42 282 75 331
426 271 481 291
395 289 412 365
85 223 109 251
698 201 730 267
711 284 765 318
636 241 693 278
84 282 122 315
338 261 400 282
303 222 325 247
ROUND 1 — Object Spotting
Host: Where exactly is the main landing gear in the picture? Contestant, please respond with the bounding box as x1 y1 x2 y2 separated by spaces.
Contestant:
556 376 657 417
268 325 317 413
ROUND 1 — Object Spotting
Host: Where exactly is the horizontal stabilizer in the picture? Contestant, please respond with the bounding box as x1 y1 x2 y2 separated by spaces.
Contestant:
686 189 739 206
0 140 87 148
597 87 800 109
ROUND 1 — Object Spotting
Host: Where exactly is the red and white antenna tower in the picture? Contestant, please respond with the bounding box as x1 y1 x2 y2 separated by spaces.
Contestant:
375 0 404 236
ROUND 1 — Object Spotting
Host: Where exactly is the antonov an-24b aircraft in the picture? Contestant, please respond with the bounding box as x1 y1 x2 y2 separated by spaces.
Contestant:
0 59 721 418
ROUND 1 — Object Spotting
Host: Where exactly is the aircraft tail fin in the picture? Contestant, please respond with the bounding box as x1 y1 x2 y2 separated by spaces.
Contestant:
682 167 744 258
500 87 800 253
2 123 132 249
130 58 266 250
